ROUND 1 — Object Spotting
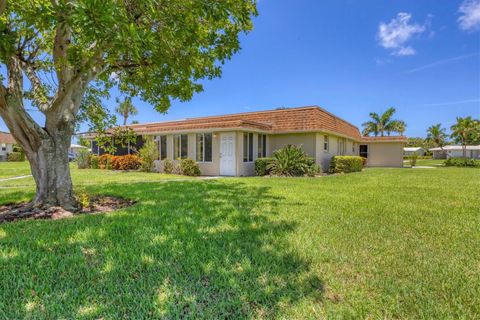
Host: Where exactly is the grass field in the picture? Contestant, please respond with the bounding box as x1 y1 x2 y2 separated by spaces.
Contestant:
403 159 445 167
0 163 479 318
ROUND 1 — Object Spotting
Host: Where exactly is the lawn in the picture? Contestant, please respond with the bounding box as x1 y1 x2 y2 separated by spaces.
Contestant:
0 163 479 319
403 159 445 167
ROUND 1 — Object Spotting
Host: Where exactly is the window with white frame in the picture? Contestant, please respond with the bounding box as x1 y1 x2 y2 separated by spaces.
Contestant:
157 135 167 160
324 135 329 152
337 138 346 155
243 133 253 162
257 134 267 158
174 134 188 159
196 133 212 162
1 143 6 151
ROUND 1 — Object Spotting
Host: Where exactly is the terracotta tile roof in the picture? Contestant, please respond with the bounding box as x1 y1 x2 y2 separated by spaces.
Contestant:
362 136 407 143
0 132 15 144
124 106 363 140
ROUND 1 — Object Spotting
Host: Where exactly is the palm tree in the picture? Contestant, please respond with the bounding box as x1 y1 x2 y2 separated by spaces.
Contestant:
450 117 480 159
426 123 448 156
362 107 406 136
115 97 138 126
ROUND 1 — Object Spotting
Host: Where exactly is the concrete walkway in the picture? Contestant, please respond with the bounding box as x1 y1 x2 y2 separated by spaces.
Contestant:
0 175 32 182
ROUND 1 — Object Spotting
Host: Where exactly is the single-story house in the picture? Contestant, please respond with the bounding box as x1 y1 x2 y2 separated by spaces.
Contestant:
69 144 90 156
0 131 15 161
404 147 426 156
430 145 480 159
84 106 406 176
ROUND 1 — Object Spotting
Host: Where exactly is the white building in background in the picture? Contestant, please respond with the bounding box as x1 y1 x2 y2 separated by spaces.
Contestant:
429 145 480 159
403 147 425 156
0 131 15 161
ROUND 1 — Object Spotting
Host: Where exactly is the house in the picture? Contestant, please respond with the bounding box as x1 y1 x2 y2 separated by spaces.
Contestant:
0 131 15 161
430 145 480 160
85 106 406 176
69 144 90 157
404 147 425 156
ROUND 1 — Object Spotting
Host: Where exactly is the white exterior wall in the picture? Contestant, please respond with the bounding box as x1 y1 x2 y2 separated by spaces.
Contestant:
0 143 14 161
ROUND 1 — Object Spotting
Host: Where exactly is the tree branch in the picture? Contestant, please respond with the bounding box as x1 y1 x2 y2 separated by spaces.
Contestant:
19 61 51 112
0 0 6 16
53 19 73 86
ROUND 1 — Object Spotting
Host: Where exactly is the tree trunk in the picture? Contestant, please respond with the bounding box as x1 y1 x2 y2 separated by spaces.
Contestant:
1 86 81 212
26 129 78 211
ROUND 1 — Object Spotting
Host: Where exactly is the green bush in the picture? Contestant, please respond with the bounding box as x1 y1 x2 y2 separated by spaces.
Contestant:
329 156 364 174
267 145 320 177
444 158 480 168
90 155 100 169
255 157 274 176
7 152 25 162
162 159 174 174
179 158 201 176
76 149 91 169
138 138 158 172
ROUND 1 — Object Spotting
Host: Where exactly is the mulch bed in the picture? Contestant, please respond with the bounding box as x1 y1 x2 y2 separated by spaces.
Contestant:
0 196 135 224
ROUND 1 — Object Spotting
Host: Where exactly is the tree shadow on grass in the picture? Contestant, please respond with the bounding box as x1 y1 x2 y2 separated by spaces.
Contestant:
0 180 323 319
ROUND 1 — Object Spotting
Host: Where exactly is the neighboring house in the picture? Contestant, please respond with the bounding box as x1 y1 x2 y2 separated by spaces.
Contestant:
69 144 90 156
84 106 406 176
430 145 480 160
404 147 425 156
0 131 15 161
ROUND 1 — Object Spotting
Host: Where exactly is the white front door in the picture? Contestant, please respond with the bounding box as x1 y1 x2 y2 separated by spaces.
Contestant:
220 133 236 176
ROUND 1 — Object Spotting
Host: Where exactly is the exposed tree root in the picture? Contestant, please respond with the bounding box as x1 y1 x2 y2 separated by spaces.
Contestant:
0 196 135 224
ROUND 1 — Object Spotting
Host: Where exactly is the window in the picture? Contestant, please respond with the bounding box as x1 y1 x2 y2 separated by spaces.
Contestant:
258 134 267 158
157 135 167 160
196 133 212 162
324 136 329 152
1 143 6 151
243 133 253 162
359 145 368 158
174 134 188 159
337 138 346 155
352 142 355 153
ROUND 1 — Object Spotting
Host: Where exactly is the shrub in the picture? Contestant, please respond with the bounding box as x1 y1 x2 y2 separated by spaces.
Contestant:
76 149 91 169
179 158 201 176
139 138 158 172
255 157 274 176
90 155 100 169
267 145 318 177
444 158 480 168
408 152 418 167
329 156 364 174
110 154 142 170
163 159 174 174
7 152 25 162
98 154 114 169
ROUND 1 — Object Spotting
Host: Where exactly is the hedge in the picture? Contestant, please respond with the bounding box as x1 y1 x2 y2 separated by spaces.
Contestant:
255 157 275 176
7 152 25 162
329 156 364 174
444 158 480 168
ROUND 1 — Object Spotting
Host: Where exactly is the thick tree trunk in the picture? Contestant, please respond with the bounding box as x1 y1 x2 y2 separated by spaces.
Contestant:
26 129 78 211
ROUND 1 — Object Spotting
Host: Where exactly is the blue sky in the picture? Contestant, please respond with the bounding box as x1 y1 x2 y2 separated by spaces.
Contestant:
1 0 479 138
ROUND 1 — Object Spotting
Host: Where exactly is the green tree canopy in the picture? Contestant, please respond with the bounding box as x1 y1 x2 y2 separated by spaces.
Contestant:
0 0 257 210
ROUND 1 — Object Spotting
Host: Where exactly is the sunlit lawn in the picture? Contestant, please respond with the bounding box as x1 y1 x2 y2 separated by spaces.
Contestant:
403 158 446 167
0 162 479 318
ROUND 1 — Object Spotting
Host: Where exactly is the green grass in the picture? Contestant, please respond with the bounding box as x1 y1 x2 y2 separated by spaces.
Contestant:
0 163 479 318
0 161 32 179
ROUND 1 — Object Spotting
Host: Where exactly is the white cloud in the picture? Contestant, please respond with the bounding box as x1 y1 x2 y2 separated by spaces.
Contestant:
377 12 426 56
458 0 480 31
